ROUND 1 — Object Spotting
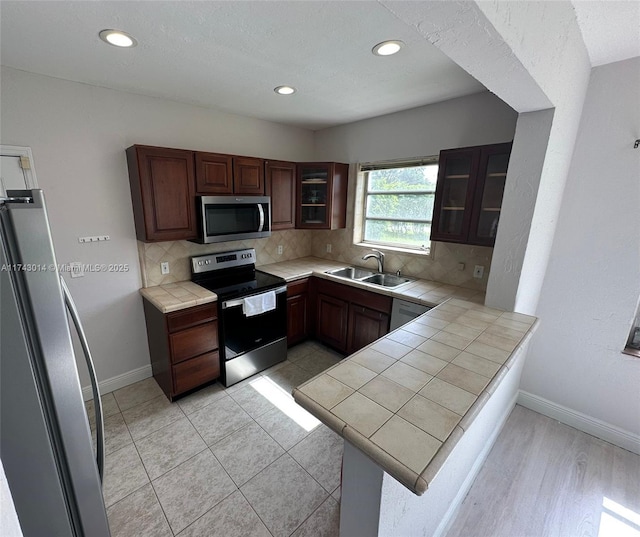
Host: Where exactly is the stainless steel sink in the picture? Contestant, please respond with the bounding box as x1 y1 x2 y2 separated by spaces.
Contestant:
326 266 376 280
361 273 413 288
326 266 413 288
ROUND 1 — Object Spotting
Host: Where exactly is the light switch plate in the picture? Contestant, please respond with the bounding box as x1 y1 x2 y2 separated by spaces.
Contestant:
473 265 484 278
160 261 170 275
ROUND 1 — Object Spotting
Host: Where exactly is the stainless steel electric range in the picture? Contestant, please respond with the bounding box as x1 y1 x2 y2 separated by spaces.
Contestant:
191 248 287 387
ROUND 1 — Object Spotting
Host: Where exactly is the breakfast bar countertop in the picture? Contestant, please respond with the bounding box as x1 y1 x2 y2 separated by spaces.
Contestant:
291 298 538 496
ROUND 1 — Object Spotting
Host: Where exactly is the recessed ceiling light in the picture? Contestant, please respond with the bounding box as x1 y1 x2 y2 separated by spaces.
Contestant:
372 40 404 56
274 85 296 95
99 29 137 48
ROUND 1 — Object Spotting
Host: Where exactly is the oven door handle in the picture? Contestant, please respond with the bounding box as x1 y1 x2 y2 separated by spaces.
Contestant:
257 203 265 232
221 285 287 309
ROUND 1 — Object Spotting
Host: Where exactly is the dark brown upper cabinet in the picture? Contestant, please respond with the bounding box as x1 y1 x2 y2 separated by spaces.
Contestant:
233 156 265 195
266 160 296 230
195 152 264 195
296 162 348 230
126 145 197 242
194 152 233 194
431 142 511 246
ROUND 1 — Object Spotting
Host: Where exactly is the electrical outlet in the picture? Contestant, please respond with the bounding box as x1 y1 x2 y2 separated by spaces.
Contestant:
458 263 465 271
161 261 170 275
326 243 332 253
473 265 484 278
277 245 283 255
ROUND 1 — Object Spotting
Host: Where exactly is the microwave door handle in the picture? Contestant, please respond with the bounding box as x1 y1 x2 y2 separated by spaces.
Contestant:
257 203 265 232
60 276 105 484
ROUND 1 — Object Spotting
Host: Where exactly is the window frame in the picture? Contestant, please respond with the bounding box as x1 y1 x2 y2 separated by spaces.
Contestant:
357 156 439 255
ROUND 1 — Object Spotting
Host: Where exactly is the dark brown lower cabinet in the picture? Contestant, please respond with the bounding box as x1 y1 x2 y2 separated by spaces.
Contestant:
287 278 310 346
316 293 349 353
142 299 220 401
347 305 389 355
314 278 391 355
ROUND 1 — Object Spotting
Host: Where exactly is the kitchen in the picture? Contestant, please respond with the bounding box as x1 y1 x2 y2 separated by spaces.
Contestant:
1 1 639 537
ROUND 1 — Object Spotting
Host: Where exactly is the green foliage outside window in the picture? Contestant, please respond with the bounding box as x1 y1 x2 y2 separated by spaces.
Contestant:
363 164 438 250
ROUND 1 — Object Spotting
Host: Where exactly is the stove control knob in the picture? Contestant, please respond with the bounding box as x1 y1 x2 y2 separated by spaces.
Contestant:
205 260 211 265
198 261 202 266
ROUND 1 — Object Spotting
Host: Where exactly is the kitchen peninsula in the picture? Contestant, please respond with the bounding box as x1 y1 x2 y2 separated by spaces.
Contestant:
292 298 536 536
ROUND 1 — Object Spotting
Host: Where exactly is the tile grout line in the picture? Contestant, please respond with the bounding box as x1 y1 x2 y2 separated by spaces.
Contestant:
149 402 240 535
104 341 341 535
235 487 277 537
239 451 329 537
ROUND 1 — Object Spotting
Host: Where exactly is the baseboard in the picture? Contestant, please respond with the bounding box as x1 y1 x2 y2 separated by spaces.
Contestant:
433 391 519 537
81 365 153 401
517 390 640 455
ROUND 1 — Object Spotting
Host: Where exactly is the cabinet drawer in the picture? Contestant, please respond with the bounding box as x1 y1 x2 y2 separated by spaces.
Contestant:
172 351 220 394
287 278 309 297
167 303 217 333
169 322 218 364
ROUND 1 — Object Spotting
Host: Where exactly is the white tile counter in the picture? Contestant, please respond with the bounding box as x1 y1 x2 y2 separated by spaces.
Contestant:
291 299 538 495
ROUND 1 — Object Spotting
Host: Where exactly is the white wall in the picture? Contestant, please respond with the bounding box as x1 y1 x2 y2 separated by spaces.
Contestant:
485 109 554 310
313 91 517 163
473 1 592 314
0 67 314 387
520 57 640 436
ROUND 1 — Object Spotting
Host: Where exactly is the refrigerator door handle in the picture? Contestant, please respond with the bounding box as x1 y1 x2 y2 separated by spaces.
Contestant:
60 276 105 483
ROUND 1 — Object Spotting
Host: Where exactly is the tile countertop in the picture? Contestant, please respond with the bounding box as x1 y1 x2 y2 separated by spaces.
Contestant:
139 281 217 313
259 257 486 306
292 299 538 496
140 256 486 313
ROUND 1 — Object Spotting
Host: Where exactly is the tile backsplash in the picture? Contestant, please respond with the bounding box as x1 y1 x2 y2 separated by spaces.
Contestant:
138 231 492 290
138 229 314 287
309 229 492 290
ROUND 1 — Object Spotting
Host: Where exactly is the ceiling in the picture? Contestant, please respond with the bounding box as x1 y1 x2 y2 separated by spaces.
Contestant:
1 2 638 131
0 1 486 130
571 0 640 66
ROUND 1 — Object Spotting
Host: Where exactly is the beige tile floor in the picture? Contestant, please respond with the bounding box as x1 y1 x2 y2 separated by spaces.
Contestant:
87 341 344 537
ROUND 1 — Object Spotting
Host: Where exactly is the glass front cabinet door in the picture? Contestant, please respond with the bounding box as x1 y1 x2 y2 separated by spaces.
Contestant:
431 142 511 246
296 162 348 230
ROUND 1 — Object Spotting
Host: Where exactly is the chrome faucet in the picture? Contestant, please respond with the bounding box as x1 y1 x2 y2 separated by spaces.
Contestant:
362 249 385 273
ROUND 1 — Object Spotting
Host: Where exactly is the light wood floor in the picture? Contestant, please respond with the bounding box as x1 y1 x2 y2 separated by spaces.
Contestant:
446 405 640 537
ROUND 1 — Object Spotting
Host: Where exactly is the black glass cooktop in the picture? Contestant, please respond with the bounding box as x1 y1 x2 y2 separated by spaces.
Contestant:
193 268 286 300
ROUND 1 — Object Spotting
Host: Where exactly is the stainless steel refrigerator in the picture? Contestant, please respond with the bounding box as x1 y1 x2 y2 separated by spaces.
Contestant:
0 189 110 536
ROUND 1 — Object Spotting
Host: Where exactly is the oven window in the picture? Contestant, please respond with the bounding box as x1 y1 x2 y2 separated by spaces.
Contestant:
222 292 287 359
205 204 260 236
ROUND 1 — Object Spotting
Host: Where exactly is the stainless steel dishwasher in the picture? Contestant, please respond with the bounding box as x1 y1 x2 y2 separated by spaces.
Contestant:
390 298 432 331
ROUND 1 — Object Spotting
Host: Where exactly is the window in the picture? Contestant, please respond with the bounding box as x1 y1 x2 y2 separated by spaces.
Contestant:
360 157 439 252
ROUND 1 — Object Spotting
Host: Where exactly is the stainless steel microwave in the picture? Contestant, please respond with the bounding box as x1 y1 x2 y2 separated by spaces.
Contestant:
194 196 271 244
